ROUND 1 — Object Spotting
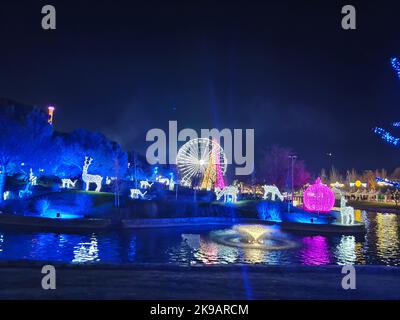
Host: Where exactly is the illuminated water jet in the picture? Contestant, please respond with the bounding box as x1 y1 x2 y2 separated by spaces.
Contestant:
233 224 271 244
209 225 298 250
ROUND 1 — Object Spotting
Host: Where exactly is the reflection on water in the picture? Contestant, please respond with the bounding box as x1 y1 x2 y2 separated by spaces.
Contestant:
375 213 400 265
242 248 265 264
354 210 362 223
0 211 399 266
198 240 219 264
72 235 99 263
335 236 357 265
0 233 3 253
299 236 331 265
127 236 137 262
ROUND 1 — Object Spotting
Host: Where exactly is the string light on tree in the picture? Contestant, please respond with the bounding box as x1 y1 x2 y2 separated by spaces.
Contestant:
374 127 400 146
391 57 400 80
376 176 400 189
373 57 400 145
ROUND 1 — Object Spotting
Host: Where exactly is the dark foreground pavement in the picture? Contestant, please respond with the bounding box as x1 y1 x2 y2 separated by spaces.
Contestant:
0 262 399 299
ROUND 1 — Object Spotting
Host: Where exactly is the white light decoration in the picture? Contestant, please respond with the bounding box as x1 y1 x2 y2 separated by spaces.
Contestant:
330 181 345 188
81 157 103 192
105 176 116 185
156 175 170 186
3 191 10 201
176 138 227 188
140 180 153 189
262 185 284 201
349 181 367 188
18 184 32 199
29 168 37 186
130 188 147 199
61 179 77 189
331 186 343 200
340 196 355 225
215 185 239 203
169 178 175 191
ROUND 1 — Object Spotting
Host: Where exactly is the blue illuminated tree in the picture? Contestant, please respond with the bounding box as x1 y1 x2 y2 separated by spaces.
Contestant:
0 110 57 202
374 57 400 145
56 129 128 182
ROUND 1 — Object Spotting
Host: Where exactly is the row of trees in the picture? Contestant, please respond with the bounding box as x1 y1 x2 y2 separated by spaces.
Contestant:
320 167 395 190
0 109 128 202
256 146 396 192
257 145 311 190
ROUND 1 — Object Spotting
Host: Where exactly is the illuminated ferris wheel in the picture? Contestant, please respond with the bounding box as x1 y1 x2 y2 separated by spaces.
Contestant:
176 138 227 188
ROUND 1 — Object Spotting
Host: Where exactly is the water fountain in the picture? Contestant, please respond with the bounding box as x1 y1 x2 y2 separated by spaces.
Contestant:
233 224 271 244
209 224 298 250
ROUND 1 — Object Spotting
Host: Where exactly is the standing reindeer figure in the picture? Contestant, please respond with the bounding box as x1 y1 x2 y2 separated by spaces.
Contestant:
82 157 103 192
340 196 355 225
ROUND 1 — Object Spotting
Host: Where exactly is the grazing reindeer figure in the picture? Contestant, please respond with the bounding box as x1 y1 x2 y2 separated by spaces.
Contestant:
82 157 103 192
140 180 153 189
262 185 284 201
156 176 170 186
61 179 77 189
340 196 355 225
130 189 147 199
215 186 239 203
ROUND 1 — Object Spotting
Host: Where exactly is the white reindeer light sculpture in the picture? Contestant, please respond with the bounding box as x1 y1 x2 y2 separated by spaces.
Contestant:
340 196 355 225
262 185 284 201
156 176 170 186
140 180 153 189
82 157 103 192
130 189 147 199
61 179 77 189
215 186 239 203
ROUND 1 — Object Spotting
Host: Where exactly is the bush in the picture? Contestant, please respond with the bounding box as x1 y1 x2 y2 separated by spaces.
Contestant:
0 199 30 215
74 193 94 214
34 198 50 215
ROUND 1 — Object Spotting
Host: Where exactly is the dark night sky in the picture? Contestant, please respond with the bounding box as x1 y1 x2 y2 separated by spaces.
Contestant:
1 0 400 175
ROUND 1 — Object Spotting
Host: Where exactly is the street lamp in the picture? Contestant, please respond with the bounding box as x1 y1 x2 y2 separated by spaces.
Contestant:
288 155 297 205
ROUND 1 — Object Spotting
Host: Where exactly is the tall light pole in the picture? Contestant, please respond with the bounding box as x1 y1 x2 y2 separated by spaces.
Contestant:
289 155 297 204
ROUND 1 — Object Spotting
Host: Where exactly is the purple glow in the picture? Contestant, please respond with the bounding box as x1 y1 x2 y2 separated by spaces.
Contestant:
300 236 331 266
303 177 335 213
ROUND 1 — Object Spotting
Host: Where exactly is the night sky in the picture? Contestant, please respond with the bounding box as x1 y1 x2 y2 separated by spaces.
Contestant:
1 0 400 175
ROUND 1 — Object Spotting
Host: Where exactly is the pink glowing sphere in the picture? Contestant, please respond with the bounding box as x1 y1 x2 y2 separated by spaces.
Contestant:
303 177 335 213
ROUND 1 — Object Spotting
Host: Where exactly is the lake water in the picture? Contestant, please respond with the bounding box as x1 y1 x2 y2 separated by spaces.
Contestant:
0 210 399 266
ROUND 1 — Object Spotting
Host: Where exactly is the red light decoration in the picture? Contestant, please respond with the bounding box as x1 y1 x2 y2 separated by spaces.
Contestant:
303 177 335 213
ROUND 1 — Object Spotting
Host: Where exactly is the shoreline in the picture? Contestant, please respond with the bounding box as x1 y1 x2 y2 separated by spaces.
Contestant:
0 262 398 299
0 214 365 234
